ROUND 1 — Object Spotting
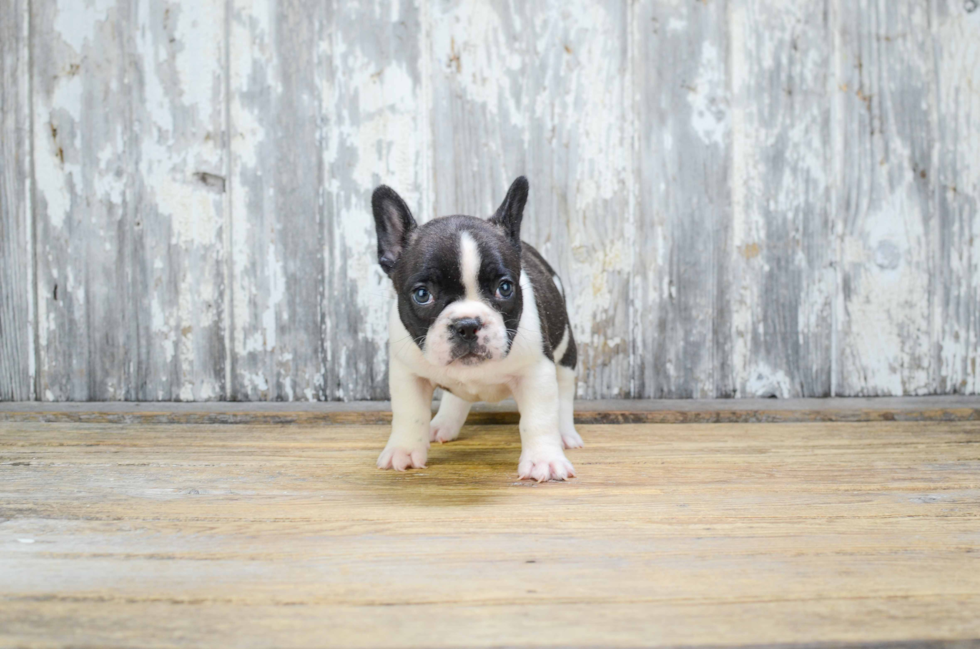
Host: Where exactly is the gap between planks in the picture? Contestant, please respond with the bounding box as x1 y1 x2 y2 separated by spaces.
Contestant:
2 396 980 426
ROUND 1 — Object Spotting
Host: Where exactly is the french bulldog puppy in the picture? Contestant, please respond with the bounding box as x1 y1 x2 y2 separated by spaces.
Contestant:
371 177 582 482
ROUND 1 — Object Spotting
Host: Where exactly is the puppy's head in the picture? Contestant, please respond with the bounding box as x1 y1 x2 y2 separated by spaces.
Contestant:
372 177 529 367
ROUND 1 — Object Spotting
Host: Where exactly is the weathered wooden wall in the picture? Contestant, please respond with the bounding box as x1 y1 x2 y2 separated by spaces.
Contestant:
1 0 979 401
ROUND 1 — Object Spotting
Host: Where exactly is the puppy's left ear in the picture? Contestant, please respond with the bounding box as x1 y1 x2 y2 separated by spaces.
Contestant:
489 176 528 246
371 185 417 276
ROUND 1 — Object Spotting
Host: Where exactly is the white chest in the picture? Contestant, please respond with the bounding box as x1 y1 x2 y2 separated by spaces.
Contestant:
430 376 513 403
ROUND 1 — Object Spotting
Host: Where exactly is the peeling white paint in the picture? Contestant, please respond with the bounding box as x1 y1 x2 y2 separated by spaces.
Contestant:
10 0 978 402
173 2 224 114
53 0 115 54
152 296 177 365
745 364 793 399
33 106 78 232
689 41 729 147
431 2 522 120
728 0 836 399
346 62 420 197
262 241 284 352
934 5 980 393
844 190 931 395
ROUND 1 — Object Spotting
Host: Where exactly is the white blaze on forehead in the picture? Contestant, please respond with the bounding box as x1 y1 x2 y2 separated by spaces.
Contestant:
459 231 482 301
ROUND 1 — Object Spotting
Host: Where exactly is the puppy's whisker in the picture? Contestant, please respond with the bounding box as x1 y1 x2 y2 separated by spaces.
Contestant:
504 328 532 354
388 332 414 347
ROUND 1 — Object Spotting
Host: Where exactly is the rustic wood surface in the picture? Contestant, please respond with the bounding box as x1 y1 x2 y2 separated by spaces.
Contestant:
2 417 979 648
0 0 33 401
933 0 980 396
29 0 229 400
836 1 933 396
2 1 980 401
729 0 834 399
633 0 732 399
5 395 980 426
228 0 328 402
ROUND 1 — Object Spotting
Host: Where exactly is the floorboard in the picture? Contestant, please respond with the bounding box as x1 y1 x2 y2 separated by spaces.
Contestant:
2 418 979 648
4 395 980 425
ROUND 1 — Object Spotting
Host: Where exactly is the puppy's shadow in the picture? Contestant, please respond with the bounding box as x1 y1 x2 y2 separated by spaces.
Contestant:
370 428 522 507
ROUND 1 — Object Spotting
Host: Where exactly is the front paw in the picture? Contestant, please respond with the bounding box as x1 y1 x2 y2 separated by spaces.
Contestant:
377 445 428 471
518 446 576 482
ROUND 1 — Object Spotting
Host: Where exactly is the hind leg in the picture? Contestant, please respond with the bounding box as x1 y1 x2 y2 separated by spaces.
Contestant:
557 365 583 449
429 391 472 443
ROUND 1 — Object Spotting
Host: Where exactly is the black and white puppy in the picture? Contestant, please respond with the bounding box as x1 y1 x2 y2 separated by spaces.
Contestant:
371 177 582 482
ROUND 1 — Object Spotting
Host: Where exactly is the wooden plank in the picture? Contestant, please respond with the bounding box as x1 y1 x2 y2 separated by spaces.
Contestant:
429 0 633 399
228 0 328 401
0 0 34 401
524 0 633 398
4 396 980 426
0 602 977 649
729 0 834 397
931 1 980 394
834 2 936 395
9 1 980 403
1 419 979 647
633 0 734 399
229 0 425 401
323 0 428 400
428 0 526 218
31 0 229 400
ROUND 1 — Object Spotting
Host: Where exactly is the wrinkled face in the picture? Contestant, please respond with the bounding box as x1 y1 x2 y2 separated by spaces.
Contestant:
393 217 523 367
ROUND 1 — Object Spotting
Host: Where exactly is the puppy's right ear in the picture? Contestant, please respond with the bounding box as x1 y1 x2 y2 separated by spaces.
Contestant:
371 185 417 276
489 176 528 247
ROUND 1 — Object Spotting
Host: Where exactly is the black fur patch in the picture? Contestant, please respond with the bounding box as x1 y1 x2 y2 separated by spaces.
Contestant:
522 244 576 369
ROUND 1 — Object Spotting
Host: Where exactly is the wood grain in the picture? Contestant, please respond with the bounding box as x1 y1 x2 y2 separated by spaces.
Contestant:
931 0 980 394
2 418 979 647
228 0 328 400
31 0 229 400
835 1 936 396
730 0 834 398
229 0 425 401
633 0 733 398
428 0 526 219
0 0 33 401
429 0 633 399
3 2 980 401
525 0 633 399
323 0 428 401
5 396 980 426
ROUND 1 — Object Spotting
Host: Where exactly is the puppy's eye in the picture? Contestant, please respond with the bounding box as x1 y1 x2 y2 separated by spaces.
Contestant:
496 280 514 300
412 287 432 305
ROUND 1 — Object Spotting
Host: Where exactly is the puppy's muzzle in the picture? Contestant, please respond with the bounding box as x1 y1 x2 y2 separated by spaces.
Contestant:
449 317 490 363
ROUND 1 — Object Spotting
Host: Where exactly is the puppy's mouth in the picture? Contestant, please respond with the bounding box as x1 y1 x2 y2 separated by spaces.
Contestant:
450 346 492 366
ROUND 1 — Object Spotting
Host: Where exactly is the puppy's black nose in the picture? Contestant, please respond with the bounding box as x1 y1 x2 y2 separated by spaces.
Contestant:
451 318 482 342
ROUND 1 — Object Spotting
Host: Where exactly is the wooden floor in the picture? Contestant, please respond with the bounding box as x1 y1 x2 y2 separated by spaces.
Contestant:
2 415 980 648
